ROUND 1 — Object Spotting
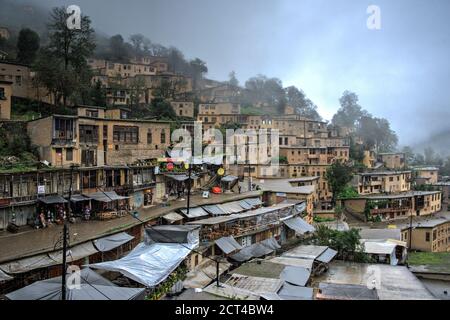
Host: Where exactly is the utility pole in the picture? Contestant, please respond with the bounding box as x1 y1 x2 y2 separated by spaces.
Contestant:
186 162 192 217
247 138 252 192
61 164 75 300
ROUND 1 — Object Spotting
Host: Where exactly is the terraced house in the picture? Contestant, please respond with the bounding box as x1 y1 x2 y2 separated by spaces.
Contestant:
27 106 171 167
353 170 412 195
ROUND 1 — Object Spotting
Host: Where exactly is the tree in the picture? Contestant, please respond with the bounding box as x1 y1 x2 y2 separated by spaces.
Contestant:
150 98 177 120
325 162 354 205
16 28 40 64
332 91 367 129
190 58 208 91
228 71 239 87
129 33 145 57
312 225 367 262
401 146 415 166
244 75 286 113
34 7 95 107
285 86 322 120
109 34 131 62
129 76 146 108
90 79 106 107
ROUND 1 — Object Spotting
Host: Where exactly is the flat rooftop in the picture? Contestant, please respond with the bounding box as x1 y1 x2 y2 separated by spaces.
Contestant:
314 261 434 300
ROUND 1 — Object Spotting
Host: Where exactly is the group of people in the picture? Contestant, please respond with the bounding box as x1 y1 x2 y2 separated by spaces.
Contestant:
36 204 92 229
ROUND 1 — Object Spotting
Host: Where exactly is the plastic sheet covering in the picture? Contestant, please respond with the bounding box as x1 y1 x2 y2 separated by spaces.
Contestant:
294 202 307 213
70 194 91 202
48 242 98 264
278 283 314 300
280 266 311 287
93 232 134 252
180 206 209 218
260 238 281 251
215 236 242 255
316 248 338 264
162 212 184 223
88 242 196 287
145 225 199 247
5 268 145 300
230 238 279 262
0 269 12 281
282 217 315 235
0 254 57 274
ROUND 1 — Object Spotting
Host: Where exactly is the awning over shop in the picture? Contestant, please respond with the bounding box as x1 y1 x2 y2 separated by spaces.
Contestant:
70 194 91 202
93 232 134 253
282 217 315 235
215 236 242 255
162 212 184 224
0 253 58 274
180 206 209 219
88 242 196 288
48 242 98 264
38 195 68 205
202 204 227 215
0 269 13 281
316 248 338 264
230 238 279 262
5 268 144 300
86 191 129 203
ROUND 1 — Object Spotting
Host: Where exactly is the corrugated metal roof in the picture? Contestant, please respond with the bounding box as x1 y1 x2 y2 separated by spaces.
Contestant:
180 207 209 218
215 236 242 255
218 201 245 214
282 217 315 235
316 248 338 264
203 204 227 215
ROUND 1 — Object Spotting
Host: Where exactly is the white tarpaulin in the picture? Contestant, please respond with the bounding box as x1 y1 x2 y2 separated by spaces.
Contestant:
93 232 134 252
88 242 197 288
5 268 144 300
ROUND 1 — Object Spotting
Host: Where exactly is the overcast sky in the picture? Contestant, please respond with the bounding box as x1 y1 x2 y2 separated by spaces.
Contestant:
14 0 450 151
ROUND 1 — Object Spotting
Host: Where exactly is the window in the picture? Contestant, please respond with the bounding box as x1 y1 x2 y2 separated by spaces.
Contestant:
426 232 430 242
66 148 73 161
86 109 99 118
79 125 99 143
113 126 139 144
15 75 22 86
0 88 5 100
147 130 152 144
82 170 97 189
161 129 166 144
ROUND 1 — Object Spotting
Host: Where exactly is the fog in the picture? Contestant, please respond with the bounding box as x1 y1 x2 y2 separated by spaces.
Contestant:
5 0 450 153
